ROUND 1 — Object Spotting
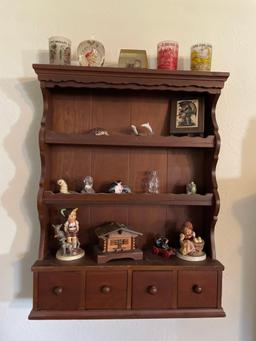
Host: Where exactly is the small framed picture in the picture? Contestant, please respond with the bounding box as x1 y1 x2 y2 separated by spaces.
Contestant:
118 49 148 69
170 97 205 134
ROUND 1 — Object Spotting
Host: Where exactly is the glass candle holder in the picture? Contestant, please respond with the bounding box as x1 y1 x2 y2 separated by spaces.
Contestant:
157 41 179 70
191 43 212 71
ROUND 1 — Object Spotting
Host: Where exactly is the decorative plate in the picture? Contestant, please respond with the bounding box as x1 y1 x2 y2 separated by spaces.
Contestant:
77 40 105 67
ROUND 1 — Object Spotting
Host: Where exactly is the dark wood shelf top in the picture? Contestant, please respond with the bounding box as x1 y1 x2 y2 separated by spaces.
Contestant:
43 191 213 206
33 64 229 93
45 131 215 148
32 251 224 271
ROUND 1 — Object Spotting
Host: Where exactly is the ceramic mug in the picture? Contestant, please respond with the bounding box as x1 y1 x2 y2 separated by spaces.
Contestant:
49 36 71 65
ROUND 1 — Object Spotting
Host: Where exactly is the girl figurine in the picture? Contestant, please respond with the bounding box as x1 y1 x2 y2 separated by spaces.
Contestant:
177 221 206 261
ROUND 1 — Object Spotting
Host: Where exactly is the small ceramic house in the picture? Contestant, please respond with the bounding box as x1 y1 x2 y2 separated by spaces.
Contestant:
95 222 143 263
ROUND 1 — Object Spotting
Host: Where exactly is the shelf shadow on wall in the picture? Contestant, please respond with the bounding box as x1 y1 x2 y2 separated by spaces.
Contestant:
232 119 256 341
0 78 42 301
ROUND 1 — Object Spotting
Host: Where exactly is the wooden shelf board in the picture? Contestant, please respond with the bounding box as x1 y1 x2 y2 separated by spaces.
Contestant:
43 191 213 206
45 131 215 148
29 308 225 320
32 252 224 272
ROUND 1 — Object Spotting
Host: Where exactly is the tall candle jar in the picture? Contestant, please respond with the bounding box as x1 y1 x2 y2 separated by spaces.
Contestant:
191 43 212 71
49 36 71 65
157 41 179 70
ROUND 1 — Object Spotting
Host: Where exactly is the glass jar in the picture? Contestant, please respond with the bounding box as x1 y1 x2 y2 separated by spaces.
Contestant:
191 43 212 71
157 41 179 70
146 170 160 194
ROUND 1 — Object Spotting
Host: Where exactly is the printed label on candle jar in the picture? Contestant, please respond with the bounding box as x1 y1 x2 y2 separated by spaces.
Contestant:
157 41 178 70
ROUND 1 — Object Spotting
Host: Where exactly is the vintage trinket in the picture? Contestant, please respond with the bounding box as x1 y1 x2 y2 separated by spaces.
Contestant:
53 208 84 261
57 179 69 194
131 122 154 136
88 127 109 136
145 170 160 194
107 181 132 194
176 221 206 261
152 235 176 258
186 181 197 194
94 221 143 264
81 176 95 194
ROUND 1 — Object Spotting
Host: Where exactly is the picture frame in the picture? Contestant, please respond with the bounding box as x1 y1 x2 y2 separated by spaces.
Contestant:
118 49 148 69
170 96 205 134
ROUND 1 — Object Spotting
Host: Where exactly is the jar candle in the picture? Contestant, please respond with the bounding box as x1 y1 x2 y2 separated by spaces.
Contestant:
191 43 212 71
157 41 179 70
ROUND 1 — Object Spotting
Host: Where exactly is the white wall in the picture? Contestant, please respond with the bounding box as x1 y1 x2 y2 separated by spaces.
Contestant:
1 0 256 340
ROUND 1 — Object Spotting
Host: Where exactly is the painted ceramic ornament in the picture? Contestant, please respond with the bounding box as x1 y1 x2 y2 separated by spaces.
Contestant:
81 176 95 194
176 221 206 261
57 179 69 194
94 221 143 264
57 179 76 194
77 40 105 66
152 235 176 258
131 122 154 136
186 181 197 194
49 36 71 65
107 181 132 194
88 127 109 136
53 208 85 261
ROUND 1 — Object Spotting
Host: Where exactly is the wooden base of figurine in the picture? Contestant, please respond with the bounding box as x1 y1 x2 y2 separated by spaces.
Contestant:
176 251 206 262
56 249 85 261
94 247 143 264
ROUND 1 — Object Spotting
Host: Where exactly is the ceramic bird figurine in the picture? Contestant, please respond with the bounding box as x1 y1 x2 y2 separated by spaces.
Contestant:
131 122 154 136
186 181 197 194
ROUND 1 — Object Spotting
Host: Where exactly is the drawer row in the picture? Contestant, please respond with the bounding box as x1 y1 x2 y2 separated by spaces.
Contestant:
35 269 220 311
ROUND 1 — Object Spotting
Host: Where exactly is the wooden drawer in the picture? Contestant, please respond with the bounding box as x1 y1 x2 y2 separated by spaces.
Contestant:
37 271 83 310
178 270 218 308
132 271 177 309
86 271 127 309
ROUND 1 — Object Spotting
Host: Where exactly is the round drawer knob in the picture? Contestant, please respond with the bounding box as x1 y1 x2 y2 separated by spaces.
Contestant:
101 285 111 294
148 285 158 295
53 286 63 296
193 285 203 294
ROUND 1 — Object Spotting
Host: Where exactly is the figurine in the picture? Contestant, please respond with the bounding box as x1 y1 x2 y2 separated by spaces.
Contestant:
152 235 176 258
131 122 154 136
94 221 143 264
81 176 95 194
88 127 109 136
186 181 197 194
57 179 69 194
145 170 160 194
53 208 84 261
176 221 206 261
107 181 132 194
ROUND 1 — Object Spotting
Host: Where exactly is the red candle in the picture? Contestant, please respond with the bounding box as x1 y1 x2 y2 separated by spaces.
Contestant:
157 41 179 70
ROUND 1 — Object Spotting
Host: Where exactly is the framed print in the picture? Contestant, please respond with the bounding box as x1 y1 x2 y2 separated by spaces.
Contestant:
118 49 148 68
170 97 204 134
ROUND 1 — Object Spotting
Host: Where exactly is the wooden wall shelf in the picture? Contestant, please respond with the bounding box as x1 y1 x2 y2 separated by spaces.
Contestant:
43 191 213 206
30 64 229 320
45 131 215 148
